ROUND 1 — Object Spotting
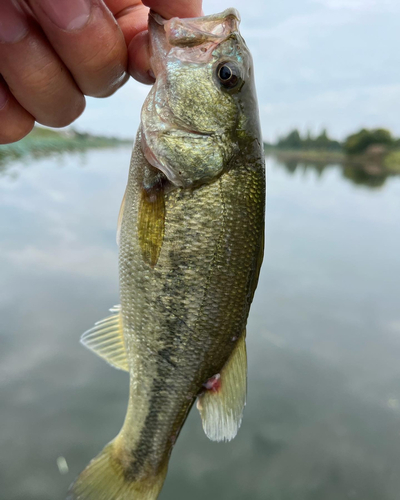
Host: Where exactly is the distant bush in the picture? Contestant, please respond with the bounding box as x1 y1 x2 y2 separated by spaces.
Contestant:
277 129 302 149
276 129 342 151
29 127 63 139
313 130 342 151
384 151 400 173
344 128 393 155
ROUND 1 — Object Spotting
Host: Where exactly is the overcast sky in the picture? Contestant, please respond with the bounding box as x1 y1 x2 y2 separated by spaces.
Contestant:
72 0 400 141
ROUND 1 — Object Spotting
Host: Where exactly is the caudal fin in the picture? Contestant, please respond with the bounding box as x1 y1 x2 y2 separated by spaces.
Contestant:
67 440 168 500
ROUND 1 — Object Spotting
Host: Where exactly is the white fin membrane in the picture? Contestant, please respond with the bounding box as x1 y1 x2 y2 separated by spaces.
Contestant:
197 332 247 442
80 305 129 372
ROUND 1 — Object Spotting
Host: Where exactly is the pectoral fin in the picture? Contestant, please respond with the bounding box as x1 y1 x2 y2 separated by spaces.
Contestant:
138 181 165 267
80 306 129 372
197 332 247 442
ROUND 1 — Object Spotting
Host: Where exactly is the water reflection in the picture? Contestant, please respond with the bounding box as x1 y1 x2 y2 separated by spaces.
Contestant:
275 154 392 189
342 165 387 189
1 148 395 190
1 149 400 500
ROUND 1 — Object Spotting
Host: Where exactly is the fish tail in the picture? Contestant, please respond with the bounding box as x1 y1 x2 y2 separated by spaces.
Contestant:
67 439 168 500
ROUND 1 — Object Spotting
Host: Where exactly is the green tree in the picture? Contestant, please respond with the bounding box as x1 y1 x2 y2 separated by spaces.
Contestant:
344 128 393 155
314 129 341 151
277 129 302 149
276 128 342 151
303 130 313 150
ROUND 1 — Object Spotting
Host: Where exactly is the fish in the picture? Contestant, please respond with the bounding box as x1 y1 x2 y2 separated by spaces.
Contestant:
68 7 265 500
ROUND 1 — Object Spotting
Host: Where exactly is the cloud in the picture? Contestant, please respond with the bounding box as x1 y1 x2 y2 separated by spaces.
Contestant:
255 10 353 44
312 0 400 12
261 84 400 141
73 79 150 138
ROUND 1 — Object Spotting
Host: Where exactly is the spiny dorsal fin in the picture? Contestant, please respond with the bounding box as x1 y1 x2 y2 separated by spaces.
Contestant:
80 306 129 372
116 188 126 246
197 332 247 442
138 180 165 268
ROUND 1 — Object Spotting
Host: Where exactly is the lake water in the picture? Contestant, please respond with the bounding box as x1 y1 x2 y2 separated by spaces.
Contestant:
1 148 400 500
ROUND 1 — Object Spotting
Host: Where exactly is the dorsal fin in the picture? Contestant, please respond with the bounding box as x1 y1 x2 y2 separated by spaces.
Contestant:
197 332 247 442
80 306 129 372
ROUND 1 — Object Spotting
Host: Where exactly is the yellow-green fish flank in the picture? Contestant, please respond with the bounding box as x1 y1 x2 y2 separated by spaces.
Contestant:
68 8 265 500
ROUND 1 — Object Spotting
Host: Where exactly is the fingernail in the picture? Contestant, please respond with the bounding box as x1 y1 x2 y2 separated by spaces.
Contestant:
39 0 91 31
0 84 9 110
0 1 29 43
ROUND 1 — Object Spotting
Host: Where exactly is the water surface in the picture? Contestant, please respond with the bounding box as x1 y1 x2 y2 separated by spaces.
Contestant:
1 149 400 500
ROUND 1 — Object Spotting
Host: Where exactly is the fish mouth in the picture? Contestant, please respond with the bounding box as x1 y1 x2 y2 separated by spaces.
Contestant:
148 9 241 78
149 8 240 41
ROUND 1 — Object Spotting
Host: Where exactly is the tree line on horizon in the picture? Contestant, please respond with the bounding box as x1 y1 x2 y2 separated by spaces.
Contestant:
265 128 399 155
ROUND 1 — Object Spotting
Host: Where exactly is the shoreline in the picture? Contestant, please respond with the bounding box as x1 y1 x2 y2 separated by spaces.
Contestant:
0 127 132 164
265 147 400 175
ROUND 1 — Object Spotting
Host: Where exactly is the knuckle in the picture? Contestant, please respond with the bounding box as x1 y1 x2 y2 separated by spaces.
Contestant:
19 54 64 95
17 55 86 126
77 39 127 97
94 71 129 98
39 94 86 128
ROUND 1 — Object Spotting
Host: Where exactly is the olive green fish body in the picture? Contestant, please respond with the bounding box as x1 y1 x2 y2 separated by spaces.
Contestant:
68 8 265 500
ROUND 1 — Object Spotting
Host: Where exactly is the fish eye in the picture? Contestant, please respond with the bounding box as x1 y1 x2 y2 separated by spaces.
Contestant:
217 62 240 89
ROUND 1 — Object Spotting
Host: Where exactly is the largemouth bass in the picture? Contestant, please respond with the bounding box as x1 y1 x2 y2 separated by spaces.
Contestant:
68 8 265 500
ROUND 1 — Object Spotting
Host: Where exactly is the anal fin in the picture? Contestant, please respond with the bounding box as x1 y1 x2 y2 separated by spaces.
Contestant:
80 306 129 372
197 332 247 442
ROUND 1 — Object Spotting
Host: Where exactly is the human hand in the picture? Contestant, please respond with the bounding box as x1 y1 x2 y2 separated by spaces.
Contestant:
0 0 202 144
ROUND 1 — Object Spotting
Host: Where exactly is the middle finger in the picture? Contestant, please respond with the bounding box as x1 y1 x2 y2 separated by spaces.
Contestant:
28 0 129 98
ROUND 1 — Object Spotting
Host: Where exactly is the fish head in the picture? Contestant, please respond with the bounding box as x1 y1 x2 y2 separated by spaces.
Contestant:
141 9 261 188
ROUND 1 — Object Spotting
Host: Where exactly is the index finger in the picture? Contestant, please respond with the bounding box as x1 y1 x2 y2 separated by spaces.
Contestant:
142 0 203 19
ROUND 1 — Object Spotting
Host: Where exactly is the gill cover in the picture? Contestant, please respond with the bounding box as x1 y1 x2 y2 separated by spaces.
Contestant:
141 9 252 188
